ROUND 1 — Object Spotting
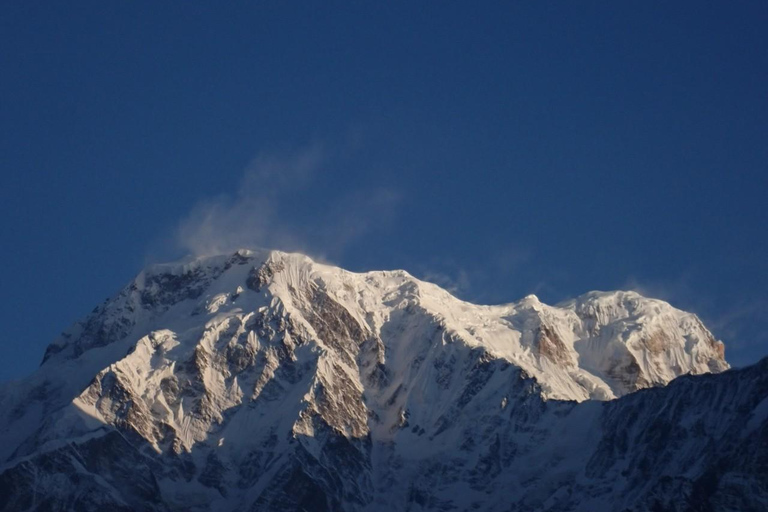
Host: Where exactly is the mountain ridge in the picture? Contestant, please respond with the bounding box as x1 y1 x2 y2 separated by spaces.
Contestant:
0 249 761 512
38 249 728 400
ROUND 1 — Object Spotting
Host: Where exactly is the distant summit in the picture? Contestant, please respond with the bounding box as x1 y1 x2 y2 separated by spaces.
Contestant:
2 250 764 512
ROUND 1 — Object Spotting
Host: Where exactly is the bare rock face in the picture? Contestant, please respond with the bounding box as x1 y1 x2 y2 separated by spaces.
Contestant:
535 324 574 367
246 258 285 292
0 249 756 512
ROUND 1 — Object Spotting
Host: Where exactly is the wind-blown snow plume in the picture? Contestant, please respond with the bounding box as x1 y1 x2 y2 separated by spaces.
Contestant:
174 143 401 260
175 144 321 257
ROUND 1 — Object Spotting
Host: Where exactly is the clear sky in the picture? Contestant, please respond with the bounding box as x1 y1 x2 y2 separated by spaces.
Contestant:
1 1 766 382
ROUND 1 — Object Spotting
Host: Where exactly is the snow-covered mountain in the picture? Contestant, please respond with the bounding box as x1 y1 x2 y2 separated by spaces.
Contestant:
0 249 763 511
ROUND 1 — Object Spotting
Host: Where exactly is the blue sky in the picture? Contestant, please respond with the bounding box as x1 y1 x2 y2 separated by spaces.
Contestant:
1 1 766 382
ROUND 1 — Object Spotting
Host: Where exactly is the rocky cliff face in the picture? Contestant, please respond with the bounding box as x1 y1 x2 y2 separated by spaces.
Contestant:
0 249 760 512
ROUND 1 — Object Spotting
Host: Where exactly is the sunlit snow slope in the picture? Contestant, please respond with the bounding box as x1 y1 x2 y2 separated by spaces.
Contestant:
1 249 760 512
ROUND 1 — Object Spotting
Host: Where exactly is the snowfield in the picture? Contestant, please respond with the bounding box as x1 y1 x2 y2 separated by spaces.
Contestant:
0 249 763 512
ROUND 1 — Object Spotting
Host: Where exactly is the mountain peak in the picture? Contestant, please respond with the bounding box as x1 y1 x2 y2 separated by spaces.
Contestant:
39 250 728 398
24 249 729 453
0 249 754 511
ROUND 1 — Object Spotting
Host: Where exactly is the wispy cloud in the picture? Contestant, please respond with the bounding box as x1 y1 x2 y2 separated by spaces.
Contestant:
419 269 472 297
175 144 324 257
171 142 402 262
622 273 708 309
415 244 534 303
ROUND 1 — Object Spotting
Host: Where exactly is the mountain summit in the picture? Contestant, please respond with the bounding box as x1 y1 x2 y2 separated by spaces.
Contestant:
1 250 764 512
